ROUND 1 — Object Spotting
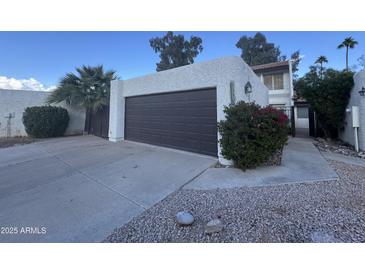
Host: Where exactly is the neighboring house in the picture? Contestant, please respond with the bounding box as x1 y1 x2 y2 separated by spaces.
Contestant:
339 70 365 151
0 89 85 137
252 60 310 137
108 56 269 165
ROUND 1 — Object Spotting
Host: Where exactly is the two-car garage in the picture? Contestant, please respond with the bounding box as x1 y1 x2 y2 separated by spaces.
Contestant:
108 56 269 164
125 88 218 157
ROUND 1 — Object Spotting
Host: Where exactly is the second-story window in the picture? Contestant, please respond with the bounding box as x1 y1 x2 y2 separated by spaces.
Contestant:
263 73 284 90
273 74 284 89
263 75 273 89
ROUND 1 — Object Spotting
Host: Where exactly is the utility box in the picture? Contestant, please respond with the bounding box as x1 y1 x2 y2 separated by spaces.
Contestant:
352 106 360 128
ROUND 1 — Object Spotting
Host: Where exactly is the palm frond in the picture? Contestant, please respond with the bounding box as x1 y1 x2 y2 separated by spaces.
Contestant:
47 65 117 110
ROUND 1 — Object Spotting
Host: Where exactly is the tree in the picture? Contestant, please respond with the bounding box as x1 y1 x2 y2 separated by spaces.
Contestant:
290 50 302 79
296 68 354 138
236 32 302 77
314 55 328 78
358 55 365 70
236 32 282 66
149 31 203 72
337 36 358 71
47 65 117 111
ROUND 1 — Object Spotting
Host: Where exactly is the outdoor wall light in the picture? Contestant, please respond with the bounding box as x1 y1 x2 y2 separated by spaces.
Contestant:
359 86 365 97
245 81 253 94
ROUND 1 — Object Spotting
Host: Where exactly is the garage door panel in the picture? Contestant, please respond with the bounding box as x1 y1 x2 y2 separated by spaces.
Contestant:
125 88 217 156
128 113 217 126
126 122 217 135
126 103 217 114
126 126 217 142
127 98 217 106
126 110 216 119
127 89 215 104
126 131 217 156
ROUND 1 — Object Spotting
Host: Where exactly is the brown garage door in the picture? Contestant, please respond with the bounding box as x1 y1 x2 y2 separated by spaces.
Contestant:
125 88 217 156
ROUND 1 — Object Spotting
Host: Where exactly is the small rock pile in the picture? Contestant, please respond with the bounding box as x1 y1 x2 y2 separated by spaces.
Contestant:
313 138 365 159
176 211 224 234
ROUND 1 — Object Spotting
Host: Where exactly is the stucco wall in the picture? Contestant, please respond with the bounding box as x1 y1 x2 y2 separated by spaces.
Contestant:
0 89 86 137
339 70 365 150
109 56 269 164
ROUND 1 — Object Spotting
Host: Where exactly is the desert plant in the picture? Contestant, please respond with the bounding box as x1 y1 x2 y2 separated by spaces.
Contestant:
337 37 358 71
314 55 328 78
22 106 69 138
218 101 288 170
47 65 117 111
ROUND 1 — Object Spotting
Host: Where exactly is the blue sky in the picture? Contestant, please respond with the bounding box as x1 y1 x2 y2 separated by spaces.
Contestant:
0 31 365 90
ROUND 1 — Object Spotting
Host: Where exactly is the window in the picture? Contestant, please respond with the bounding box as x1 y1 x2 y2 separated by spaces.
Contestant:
263 73 284 90
263 75 273 89
273 74 284 89
297 106 309 118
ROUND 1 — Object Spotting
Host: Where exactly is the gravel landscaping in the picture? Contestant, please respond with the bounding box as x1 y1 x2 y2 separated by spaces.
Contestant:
314 137 365 159
104 160 365 243
0 136 38 149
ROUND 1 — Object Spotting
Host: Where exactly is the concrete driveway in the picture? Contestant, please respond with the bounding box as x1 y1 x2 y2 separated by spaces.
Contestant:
0 136 216 242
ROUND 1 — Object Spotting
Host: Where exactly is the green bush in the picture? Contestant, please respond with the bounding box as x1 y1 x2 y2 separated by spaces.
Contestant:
218 101 288 170
296 68 354 138
22 106 69 138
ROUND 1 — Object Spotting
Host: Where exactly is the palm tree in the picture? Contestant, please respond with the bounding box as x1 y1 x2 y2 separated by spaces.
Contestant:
47 65 117 111
314 55 328 78
337 37 358 71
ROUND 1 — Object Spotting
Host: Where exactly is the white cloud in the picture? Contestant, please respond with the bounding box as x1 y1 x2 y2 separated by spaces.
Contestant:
0 76 56 92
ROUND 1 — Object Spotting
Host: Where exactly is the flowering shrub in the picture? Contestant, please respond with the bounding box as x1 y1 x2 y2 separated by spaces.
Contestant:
218 101 288 170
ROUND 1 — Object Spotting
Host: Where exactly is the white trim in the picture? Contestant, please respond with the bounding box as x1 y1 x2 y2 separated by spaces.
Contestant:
288 60 294 106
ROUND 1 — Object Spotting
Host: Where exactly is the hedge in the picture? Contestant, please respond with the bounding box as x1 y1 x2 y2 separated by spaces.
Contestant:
22 106 69 138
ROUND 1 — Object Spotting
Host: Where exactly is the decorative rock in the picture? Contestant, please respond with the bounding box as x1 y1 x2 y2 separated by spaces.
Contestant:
205 219 224 234
313 138 365 159
176 211 194 226
310 230 340 243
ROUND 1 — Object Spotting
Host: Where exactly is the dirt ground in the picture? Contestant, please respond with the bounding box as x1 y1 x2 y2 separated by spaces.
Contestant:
0 137 38 149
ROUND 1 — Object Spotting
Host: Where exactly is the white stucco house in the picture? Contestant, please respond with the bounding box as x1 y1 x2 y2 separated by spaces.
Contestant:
339 70 365 151
108 56 269 164
252 60 310 136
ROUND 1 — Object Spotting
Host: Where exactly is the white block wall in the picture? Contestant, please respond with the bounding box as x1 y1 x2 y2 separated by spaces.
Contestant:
339 70 365 150
0 89 86 137
109 56 269 164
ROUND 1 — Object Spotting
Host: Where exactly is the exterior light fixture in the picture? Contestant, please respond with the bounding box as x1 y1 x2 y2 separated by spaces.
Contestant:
245 81 252 94
359 86 365 96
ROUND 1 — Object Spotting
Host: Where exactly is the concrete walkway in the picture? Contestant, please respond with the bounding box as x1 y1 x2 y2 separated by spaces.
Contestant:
0 136 216 242
185 138 338 190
